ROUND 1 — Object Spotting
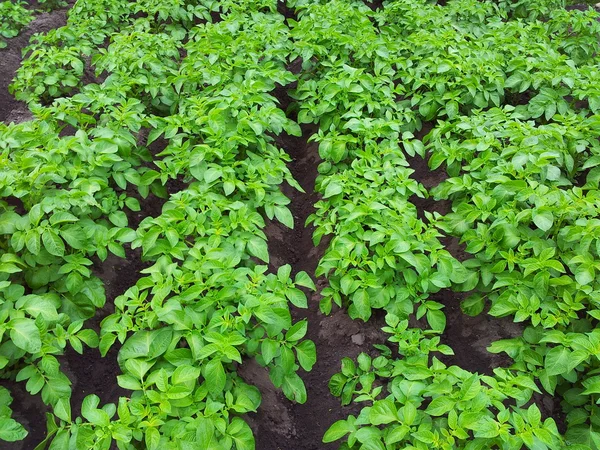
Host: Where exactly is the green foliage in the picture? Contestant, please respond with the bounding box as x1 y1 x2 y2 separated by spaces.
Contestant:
0 118 142 430
0 1 32 48
324 315 562 450
36 0 67 11
495 0 566 20
10 37 91 104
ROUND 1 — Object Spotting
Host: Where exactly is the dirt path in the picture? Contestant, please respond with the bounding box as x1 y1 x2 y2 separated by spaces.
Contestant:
238 75 387 448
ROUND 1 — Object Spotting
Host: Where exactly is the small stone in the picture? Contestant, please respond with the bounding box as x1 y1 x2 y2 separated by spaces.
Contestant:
351 333 365 345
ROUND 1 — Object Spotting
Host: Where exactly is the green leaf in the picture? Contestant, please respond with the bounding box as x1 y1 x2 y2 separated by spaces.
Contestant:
0 417 28 442
328 373 346 397
274 206 294 229
204 359 226 395
286 321 308 342
385 424 410 445
355 427 383 446
370 399 398 425
471 416 500 438
286 288 308 308
426 309 446 333
425 396 455 416
446 101 459 119
26 231 40 255
340 275 354 296
280 346 295 373
281 372 307 404
119 329 173 363
29 204 43 226
575 267 594 286
223 181 235 196
522 136 539 147
527 404 541 426
544 346 584 376
350 289 371 321
19 295 59 321
330 141 346 163
48 429 69 450
81 395 110 426
247 237 269 263
323 420 353 443
172 366 201 385
49 212 78 226
532 210 554 232
295 272 316 290
402 402 417 426
277 264 292 283
10 319 41 354
284 121 302 137
261 340 279 365
60 227 86 249
324 182 343 198
295 340 316 371
54 397 71 422
124 359 155 380
461 295 485 316
228 417 255 450
108 242 125 258
204 168 222 184
109 211 128 228
437 63 452 73
117 375 143 391
125 197 140 211
42 230 65 257
145 427 160 450
147 128 163 145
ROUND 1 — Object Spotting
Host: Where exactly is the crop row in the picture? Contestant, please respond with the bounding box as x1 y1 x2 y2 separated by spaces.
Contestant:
0 0 67 49
0 1 32 48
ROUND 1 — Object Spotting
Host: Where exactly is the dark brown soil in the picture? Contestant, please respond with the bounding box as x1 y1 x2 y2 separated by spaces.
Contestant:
566 3 599 12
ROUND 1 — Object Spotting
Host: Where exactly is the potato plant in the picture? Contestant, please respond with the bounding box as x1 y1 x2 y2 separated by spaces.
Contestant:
0 1 32 48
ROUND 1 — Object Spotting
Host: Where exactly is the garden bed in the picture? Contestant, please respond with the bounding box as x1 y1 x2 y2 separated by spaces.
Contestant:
1 1 600 449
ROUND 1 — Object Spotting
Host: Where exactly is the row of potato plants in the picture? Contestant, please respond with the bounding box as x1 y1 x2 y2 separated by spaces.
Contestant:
420 13 600 450
392 0 600 447
0 1 32 48
288 0 600 448
1 0 316 448
0 0 66 49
